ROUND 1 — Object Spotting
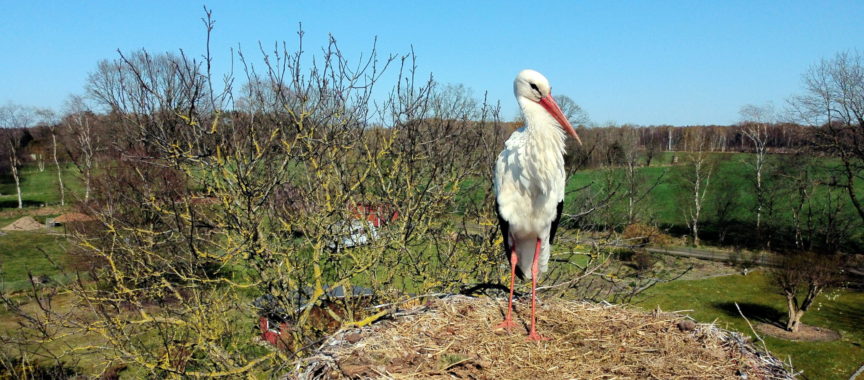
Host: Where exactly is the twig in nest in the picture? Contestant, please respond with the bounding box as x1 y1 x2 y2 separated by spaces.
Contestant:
734 302 768 353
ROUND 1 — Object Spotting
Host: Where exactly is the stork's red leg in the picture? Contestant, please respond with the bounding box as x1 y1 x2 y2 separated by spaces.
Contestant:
495 238 518 331
527 238 549 341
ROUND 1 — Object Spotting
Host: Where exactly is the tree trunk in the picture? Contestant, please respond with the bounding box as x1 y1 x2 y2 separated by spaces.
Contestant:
84 167 91 202
667 128 673 151
843 157 864 224
693 224 700 246
627 161 636 224
11 161 22 209
786 309 803 332
52 133 64 206
792 208 802 249
792 188 808 249
754 149 764 233
785 295 804 333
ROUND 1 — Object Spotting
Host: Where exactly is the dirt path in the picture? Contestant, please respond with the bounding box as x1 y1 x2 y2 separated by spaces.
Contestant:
645 246 779 267
0 205 67 218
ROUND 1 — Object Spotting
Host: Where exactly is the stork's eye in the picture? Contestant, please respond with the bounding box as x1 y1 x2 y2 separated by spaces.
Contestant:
530 83 539 92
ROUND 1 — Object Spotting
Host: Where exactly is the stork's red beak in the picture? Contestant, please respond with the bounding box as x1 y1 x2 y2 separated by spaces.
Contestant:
538 95 583 146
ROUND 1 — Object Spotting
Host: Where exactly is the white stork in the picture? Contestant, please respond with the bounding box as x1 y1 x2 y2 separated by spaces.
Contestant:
494 69 582 341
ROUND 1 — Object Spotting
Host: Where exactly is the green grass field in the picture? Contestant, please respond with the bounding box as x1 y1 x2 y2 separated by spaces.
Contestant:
566 152 864 250
634 270 864 380
0 164 83 291
0 164 83 208
0 230 71 291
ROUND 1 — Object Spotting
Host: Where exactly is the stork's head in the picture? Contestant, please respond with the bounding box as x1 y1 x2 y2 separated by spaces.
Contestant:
514 69 582 145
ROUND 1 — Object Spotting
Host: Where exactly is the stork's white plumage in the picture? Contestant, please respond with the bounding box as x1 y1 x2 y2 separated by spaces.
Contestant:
494 69 581 341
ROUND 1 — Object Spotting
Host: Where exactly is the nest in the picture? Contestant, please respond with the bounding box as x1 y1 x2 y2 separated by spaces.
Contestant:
291 296 793 379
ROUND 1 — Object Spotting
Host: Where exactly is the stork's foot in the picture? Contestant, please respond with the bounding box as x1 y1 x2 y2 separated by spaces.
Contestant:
494 318 518 331
526 331 550 341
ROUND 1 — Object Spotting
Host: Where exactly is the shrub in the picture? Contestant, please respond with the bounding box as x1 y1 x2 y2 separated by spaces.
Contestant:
632 250 656 272
622 223 672 247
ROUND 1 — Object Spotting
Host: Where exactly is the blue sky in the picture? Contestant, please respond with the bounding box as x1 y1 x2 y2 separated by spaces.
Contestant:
1 1 862 126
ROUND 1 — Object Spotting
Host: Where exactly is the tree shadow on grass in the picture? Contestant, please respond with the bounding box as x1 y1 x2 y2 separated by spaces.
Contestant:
0 200 44 209
715 302 785 327
664 221 864 255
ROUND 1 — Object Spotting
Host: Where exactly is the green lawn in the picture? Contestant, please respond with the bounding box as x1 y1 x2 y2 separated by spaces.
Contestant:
633 270 864 380
566 152 864 250
0 164 83 208
0 230 71 291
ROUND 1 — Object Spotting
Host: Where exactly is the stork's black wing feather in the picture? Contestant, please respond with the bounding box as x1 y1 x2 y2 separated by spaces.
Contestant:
549 201 564 245
495 199 525 280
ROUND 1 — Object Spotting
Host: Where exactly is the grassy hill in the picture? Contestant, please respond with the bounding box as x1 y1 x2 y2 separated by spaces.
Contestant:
566 151 864 251
634 270 864 380
0 228 70 291
0 164 83 208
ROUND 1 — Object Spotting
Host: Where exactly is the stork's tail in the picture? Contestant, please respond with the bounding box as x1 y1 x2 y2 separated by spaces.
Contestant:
512 237 551 281
513 237 541 280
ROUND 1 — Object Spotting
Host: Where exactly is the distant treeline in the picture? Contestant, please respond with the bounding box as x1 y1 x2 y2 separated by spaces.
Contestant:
561 122 817 171
0 110 845 180
0 111 812 167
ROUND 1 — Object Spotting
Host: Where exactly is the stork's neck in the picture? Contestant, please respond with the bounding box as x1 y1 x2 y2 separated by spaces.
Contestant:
518 97 568 157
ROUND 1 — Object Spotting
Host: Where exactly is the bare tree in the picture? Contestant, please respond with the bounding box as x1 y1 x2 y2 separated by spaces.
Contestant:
641 127 663 167
0 104 34 208
667 126 675 151
28 139 47 172
815 180 857 252
86 49 212 157
618 126 665 225
0 132 23 208
709 168 740 245
35 108 65 206
513 93 589 128
739 103 775 235
622 127 642 224
0 21 520 376
555 94 591 126
771 252 840 332
773 153 816 250
677 130 714 246
63 95 98 202
789 51 864 223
